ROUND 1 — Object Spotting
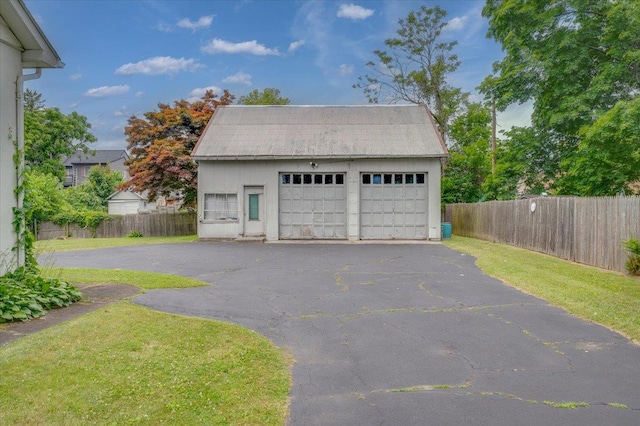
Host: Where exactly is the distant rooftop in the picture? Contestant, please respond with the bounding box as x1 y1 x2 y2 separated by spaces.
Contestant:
63 149 128 166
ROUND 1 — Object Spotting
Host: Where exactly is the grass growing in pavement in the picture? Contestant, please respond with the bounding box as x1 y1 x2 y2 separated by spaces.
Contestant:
35 234 198 252
42 267 207 290
0 303 292 425
444 236 640 343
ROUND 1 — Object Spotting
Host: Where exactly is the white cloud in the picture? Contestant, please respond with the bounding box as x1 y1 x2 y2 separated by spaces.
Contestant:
223 71 252 85
292 2 331 70
201 39 280 56
135 91 144 97
447 15 468 31
337 4 374 20
188 86 221 102
115 56 203 75
288 40 306 53
84 85 130 97
154 21 173 32
443 5 485 41
69 73 82 81
177 15 213 31
113 106 128 117
339 64 354 75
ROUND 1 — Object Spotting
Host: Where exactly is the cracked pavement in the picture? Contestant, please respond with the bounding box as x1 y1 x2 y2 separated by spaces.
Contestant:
49 242 640 425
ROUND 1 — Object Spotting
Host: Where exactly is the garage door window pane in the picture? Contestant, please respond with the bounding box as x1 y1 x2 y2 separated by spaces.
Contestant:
362 174 370 184
293 174 302 184
204 194 238 220
416 174 425 184
384 174 392 184
304 174 312 184
325 174 333 184
314 174 323 184
405 174 414 184
373 174 382 184
395 174 403 184
335 174 344 184
281 174 291 184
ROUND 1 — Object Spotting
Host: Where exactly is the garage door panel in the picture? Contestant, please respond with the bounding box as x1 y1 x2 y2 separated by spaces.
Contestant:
280 173 347 239
361 172 428 240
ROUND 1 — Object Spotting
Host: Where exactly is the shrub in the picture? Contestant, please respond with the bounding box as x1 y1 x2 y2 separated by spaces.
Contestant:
52 210 113 237
623 238 640 276
127 231 143 238
0 269 82 322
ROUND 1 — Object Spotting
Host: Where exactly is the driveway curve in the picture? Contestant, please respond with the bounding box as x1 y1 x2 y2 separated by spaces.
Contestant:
50 242 640 425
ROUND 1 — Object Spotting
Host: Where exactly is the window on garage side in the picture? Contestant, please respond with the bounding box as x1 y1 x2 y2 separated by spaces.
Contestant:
204 194 238 220
248 194 259 220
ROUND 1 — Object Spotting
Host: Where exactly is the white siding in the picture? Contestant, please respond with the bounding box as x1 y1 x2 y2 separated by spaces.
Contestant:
197 158 442 241
0 34 21 272
108 201 140 215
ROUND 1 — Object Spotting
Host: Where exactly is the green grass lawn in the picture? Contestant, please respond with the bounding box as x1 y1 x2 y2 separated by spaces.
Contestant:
0 303 292 425
444 236 640 343
35 234 198 252
3 237 292 424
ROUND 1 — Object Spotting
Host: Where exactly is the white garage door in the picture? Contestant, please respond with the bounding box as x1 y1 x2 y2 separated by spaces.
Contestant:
279 173 347 239
360 173 428 239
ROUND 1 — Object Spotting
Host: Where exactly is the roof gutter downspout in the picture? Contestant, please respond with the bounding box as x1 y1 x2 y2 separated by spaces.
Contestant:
15 68 41 268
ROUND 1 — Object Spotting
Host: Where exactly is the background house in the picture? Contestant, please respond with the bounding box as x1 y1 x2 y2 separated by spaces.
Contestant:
63 149 129 187
192 105 447 241
107 190 156 215
0 0 62 273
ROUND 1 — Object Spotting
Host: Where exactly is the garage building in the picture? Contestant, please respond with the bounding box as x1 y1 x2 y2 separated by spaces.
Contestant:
192 105 447 241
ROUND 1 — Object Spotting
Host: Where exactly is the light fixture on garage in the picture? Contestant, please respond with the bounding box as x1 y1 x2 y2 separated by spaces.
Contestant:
310 162 318 169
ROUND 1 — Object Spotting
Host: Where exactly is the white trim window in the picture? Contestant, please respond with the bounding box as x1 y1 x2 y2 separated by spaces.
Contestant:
204 193 238 220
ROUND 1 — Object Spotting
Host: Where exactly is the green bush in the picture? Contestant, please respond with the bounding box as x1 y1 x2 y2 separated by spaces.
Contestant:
0 269 82 323
623 238 640 276
52 210 112 237
127 231 143 238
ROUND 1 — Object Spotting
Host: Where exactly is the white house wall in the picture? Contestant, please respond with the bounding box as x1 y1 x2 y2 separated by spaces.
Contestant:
0 29 21 271
197 158 442 241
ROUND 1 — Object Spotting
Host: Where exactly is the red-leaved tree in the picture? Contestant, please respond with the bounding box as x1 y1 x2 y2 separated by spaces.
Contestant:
122 90 234 207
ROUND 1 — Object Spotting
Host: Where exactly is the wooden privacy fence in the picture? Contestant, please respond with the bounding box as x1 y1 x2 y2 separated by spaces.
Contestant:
36 211 197 240
445 196 640 274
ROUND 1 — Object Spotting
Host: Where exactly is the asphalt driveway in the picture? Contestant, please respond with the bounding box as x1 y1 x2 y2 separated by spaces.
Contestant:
50 242 640 425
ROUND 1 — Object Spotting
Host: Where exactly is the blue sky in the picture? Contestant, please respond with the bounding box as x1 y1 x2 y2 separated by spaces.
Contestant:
24 0 530 149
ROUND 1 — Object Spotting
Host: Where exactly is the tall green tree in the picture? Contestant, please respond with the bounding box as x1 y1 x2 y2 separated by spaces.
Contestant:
556 98 640 195
442 103 492 204
482 127 542 200
23 171 68 225
237 88 290 105
84 165 124 208
481 0 640 195
24 91 97 180
354 5 467 140
123 90 235 207
23 89 45 112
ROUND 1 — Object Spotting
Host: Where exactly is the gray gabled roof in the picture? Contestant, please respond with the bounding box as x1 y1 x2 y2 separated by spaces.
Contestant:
63 150 129 166
192 105 448 160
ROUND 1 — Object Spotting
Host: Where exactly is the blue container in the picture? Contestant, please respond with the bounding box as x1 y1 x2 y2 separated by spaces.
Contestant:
441 222 452 239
